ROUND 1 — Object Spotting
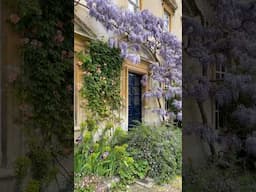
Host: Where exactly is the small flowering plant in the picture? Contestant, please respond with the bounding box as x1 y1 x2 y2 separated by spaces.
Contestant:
75 122 149 190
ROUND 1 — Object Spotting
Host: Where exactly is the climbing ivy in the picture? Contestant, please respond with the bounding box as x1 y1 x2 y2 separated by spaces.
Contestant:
78 40 123 120
6 0 73 191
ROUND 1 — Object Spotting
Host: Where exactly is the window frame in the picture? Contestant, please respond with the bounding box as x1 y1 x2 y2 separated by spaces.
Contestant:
162 1 174 32
163 9 171 32
128 0 141 12
215 101 220 130
213 61 227 130
215 62 226 80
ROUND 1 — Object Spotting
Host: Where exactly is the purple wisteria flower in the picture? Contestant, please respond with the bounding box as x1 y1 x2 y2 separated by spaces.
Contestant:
183 0 256 158
75 135 83 144
100 151 109 160
141 74 148 87
176 112 182 121
85 0 182 120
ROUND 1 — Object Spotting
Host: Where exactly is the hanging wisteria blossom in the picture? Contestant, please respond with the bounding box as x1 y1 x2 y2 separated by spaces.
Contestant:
85 0 182 121
183 0 256 157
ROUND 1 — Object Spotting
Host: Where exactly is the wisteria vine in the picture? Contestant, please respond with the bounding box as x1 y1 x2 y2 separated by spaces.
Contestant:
84 0 182 121
183 0 256 156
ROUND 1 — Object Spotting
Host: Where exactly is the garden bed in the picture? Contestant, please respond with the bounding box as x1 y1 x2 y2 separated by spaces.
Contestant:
74 122 181 192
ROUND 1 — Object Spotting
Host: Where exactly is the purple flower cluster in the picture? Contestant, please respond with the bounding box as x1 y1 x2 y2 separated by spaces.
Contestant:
183 0 256 156
140 74 148 87
86 0 182 119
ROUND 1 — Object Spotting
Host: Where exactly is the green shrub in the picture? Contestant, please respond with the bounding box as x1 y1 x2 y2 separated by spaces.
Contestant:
127 123 182 183
23 180 40 192
74 122 148 190
15 156 31 183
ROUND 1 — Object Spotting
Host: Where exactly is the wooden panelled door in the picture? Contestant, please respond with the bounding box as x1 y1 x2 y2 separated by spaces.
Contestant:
128 72 142 129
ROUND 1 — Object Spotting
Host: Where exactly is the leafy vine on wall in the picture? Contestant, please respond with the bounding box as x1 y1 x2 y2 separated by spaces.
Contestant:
6 0 74 191
77 40 123 121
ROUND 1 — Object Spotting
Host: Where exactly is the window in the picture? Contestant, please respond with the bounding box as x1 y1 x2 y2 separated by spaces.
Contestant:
215 62 225 80
128 0 140 12
214 62 226 129
162 0 175 32
215 101 225 130
163 10 170 32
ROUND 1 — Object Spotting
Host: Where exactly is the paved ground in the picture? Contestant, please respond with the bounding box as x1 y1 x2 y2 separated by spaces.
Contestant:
128 176 182 192
75 175 182 192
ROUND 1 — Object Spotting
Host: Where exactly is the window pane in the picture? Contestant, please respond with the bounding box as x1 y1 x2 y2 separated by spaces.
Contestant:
219 111 224 128
128 0 139 12
215 111 219 129
221 63 225 72
216 64 219 71
163 10 170 31
128 2 135 12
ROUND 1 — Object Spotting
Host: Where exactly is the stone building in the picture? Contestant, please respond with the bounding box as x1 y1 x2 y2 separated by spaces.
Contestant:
74 0 182 137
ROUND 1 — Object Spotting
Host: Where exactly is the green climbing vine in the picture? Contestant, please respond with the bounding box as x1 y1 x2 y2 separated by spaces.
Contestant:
6 0 74 191
77 40 123 120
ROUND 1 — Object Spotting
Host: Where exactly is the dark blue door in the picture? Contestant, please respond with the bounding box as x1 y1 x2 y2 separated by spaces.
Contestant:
128 72 142 129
